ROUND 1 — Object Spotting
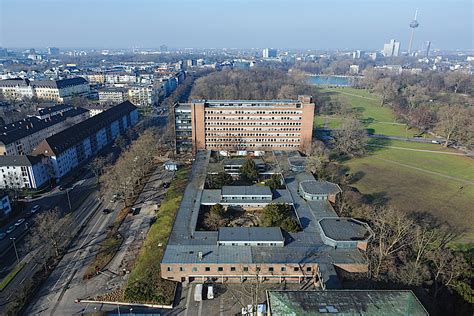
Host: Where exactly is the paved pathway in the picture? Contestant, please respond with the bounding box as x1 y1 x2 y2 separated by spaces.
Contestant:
368 144 470 156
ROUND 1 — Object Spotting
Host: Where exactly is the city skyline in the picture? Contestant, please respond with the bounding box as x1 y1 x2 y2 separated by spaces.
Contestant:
1 0 472 50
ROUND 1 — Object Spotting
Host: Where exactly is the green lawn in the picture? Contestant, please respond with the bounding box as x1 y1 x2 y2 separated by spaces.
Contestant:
124 167 190 305
346 141 474 243
315 87 420 137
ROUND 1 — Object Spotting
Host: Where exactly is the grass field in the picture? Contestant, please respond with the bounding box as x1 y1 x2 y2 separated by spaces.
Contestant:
346 138 474 244
315 87 420 137
314 87 474 244
124 167 190 304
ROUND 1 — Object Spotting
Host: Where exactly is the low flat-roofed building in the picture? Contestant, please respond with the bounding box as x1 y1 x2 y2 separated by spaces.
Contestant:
222 158 266 174
299 180 342 203
218 227 284 247
266 290 428 315
222 185 272 201
318 218 373 250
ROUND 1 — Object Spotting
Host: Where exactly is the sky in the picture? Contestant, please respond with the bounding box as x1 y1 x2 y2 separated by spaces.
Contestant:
0 0 472 51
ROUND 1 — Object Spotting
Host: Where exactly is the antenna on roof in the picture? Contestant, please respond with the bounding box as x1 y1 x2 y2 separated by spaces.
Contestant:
198 252 203 261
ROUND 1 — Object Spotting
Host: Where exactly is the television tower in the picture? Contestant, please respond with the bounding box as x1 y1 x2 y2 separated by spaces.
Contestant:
408 10 419 55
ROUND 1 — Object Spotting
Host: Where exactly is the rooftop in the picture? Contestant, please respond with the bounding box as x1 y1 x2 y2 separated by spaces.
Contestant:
222 185 272 197
218 227 284 243
319 218 372 241
0 155 42 166
299 180 341 196
222 158 265 166
266 290 428 315
37 104 72 116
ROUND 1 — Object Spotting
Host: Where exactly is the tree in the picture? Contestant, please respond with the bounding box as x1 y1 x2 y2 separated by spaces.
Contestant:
444 71 471 94
88 156 107 184
428 248 469 298
210 203 225 216
239 158 259 182
281 217 300 232
207 172 233 189
261 203 295 228
265 174 284 190
28 208 72 258
374 77 398 106
332 118 368 157
435 105 473 147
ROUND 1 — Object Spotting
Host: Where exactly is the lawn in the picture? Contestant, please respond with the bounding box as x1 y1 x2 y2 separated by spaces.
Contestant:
315 87 420 137
123 167 190 305
345 141 474 243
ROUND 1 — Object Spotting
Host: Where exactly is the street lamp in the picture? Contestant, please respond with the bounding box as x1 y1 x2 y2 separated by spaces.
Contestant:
10 237 19 263
66 188 72 211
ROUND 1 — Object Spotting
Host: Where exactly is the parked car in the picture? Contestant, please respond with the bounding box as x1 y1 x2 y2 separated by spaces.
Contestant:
207 285 214 300
431 140 442 144
102 208 113 214
162 182 170 188
58 185 65 191
15 218 25 226
6 225 15 234
194 284 203 302
0 232 6 240
31 205 41 214
131 207 140 216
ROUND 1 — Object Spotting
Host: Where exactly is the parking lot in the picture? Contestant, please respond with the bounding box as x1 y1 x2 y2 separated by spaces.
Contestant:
174 281 315 316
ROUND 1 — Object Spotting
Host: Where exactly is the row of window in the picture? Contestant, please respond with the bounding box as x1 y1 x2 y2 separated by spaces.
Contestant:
207 143 300 148
167 266 312 273
206 138 301 143
205 127 301 132
206 110 302 115
205 116 301 121
205 122 302 126
206 133 300 138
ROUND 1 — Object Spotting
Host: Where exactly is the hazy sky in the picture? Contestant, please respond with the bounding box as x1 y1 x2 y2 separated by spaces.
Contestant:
0 0 472 50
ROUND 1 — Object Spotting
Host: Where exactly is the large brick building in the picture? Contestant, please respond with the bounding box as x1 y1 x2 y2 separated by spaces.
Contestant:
174 96 315 153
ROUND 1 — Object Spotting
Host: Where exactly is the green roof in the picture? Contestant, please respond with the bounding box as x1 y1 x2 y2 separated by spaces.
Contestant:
267 290 428 316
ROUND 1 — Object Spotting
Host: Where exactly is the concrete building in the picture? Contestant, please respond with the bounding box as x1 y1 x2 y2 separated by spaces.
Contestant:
266 290 427 315
0 155 50 189
263 48 278 58
127 85 158 107
0 192 12 216
173 96 315 154
383 39 400 57
98 88 127 105
33 101 139 180
0 77 90 102
0 108 90 156
36 104 73 119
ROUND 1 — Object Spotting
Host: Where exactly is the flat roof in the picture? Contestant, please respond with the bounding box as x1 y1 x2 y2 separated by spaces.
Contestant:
218 227 284 243
266 290 428 315
201 189 292 205
222 158 265 166
222 185 272 197
319 218 371 241
300 180 341 195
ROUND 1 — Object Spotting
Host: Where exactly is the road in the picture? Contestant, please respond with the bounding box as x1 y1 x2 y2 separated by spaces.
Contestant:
316 128 445 144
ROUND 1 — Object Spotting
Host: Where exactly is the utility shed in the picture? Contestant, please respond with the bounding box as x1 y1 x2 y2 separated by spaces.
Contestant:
266 290 428 316
218 227 284 247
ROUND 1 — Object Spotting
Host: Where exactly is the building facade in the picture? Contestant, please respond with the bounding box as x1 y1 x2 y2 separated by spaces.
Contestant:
127 85 158 107
174 96 315 153
98 88 127 105
0 108 90 156
0 193 12 216
383 39 400 57
33 101 139 180
0 155 50 189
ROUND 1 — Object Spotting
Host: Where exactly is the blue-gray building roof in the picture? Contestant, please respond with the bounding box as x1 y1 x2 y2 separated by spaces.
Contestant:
218 227 284 243
222 185 272 197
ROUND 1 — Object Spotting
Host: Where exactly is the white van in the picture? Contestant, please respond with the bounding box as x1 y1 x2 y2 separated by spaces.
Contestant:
207 285 214 300
194 284 203 302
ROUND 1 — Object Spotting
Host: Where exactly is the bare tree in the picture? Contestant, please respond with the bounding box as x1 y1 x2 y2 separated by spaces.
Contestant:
331 117 368 157
435 105 473 147
444 71 471 94
88 156 107 184
374 77 398 106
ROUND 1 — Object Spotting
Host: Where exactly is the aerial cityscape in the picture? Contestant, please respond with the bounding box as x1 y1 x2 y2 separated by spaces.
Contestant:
0 0 472 315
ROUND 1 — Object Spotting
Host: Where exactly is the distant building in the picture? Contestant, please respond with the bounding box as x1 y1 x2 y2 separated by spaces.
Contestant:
98 88 127 105
127 85 158 107
349 64 360 74
0 107 90 156
33 101 139 180
105 73 136 85
352 50 364 59
0 155 50 189
47 47 60 55
263 48 278 58
423 40 431 57
0 77 90 102
36 104 73 120
160 44 168 52
383 39 400 57
84 73 105 84
0 192 12 216
174 96 315 154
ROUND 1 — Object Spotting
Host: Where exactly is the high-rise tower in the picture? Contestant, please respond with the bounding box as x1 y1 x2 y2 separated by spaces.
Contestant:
408 10 419 55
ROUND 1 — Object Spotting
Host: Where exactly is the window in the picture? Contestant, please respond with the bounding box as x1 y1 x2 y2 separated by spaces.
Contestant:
192 267 198 272
218 267 223 272
281 267 286 272
179 267 185 272
167 267 172 272
243 267 249 272
230 267 236 272
205 267 211 272
268 267 274 272
306 267 312 272
294 267 300 272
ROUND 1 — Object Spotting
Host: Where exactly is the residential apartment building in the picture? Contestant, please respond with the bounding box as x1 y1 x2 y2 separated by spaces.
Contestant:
0 192 12 216
98 88 127 105
0 77 90 102
127 85 157 107
0 108 90 156
0 155 50 189
383 39 400 57
174 96 315 153
36 104 73 119
33 101 139 180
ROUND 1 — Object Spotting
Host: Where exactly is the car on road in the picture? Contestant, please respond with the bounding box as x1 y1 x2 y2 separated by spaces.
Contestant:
207 285 214 300
0 232 6 240
431 140 442 144
162 182 170 188
6 225 16 234
31 205 41 214
102 208 113 214
58 185 65 191
15 218 25 226
131 207 140 216
194 284 203 302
